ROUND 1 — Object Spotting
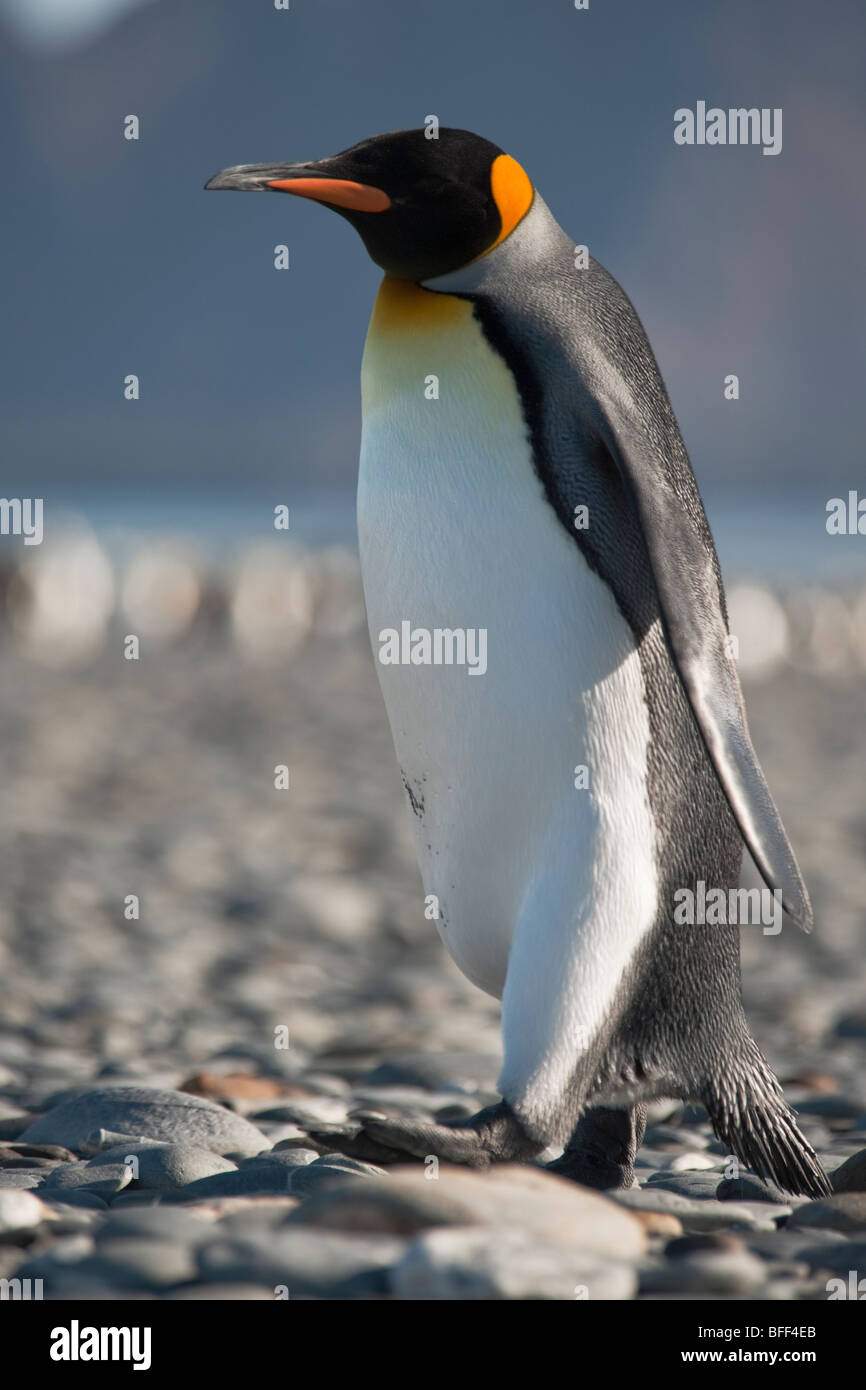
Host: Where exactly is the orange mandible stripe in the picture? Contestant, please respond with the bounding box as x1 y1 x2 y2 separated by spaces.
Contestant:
266 177 391 213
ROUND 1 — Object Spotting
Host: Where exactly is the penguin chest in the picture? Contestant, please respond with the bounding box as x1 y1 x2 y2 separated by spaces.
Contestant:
357 278 657 999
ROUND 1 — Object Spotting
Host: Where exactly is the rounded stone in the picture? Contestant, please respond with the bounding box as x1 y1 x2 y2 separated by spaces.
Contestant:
0 1170 44 1189
831 1147 866 1194
0 1189 48 1235
162 1168 298 1202
612 1188 780 1231
640 1246 767 1295
666 1231 745 1256
665 1152 720 1173
0 1142 76 1163
95 1206 213 1243
94 1142 238 1192
41 1190 109 1211
391 1225 637 1300
196 1227 405 1297
290 1163 646 1258
798 1238 866 1277
42 1162 133 1198
716 1175 791 1203
631 1211 684 1238
20 1088 269 1157
645 1171 722 1199
788 1193 866 1234
288 1157 386 1199
363 1053 499 1094
73 1237 199 1290
239 1148 318 1169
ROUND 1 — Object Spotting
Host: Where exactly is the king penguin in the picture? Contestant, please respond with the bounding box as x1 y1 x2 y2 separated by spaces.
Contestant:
206 128 830 1196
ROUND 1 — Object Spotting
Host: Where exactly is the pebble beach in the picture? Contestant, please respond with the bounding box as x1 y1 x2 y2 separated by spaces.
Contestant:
0 553 865 1302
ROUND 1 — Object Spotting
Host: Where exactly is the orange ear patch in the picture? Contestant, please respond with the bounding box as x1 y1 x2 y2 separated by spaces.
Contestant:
487 154 534 251
266 177 391 213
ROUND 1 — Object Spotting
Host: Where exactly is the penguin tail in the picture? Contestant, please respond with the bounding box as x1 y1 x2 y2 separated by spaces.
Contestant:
703 1044 832 1199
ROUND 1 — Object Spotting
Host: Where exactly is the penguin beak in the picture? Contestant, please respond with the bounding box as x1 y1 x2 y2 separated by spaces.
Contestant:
204 163 390 213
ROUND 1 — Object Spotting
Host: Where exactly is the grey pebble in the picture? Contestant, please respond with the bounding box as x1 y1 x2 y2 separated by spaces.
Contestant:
93 1142 238 1193
68 1237 198 1290
391 1226 636 1301
162 1167 295 1202
238 1148 318 1169
0 1157 62 1172
611 1188 785 1231
831 1146 866 1193
797 1122 834 1150
196 1226 405 1297
214 1202 302 1236
634 1149 679 1172
288 1156 386 1199
763 1275 842 1300
94 1206 214 1244
644 1125 711 1150
363 1053 499 1094
251 1124 310 1146
272 1137 330 1156
0 1169 44 1189
0 1189 48 1235
645 1171 724 1199
797 1239 866 1277
796 1094 863 1121
433 1102 479 1124
42 1190 109 1211
639 1247 767 1295
716 1175 794 1204
787 1193 866 1234
0 1142 76 1163
13 1235 98 1292
352 1086 469 1113
20 1087 268 1158
164 1154 383 1203
109 1192 166 1209
664 1152 721 1173
80 1129 163 1156
289 1164 645 1256
0 1116 31 1141
257 1098 351 1127
744 1227 849 1262
42 1161 132 1198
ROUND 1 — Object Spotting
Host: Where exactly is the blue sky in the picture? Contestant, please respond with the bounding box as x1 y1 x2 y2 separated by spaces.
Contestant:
1 0 864 516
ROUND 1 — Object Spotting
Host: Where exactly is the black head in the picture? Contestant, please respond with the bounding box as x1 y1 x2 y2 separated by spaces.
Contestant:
205 127 534 281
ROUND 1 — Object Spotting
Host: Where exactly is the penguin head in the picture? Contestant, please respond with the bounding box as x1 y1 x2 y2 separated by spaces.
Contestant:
205 127 534 281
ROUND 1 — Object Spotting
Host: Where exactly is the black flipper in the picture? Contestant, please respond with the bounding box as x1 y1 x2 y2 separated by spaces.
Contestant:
598 409 812 931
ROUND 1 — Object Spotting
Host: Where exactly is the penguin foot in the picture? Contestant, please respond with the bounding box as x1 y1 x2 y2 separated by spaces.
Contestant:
546 1150 638 1190
547 1103 647 1191
338 1100 543 1169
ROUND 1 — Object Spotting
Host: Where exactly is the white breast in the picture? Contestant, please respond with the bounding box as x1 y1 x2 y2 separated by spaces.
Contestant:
357 278 660 1144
